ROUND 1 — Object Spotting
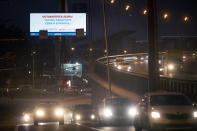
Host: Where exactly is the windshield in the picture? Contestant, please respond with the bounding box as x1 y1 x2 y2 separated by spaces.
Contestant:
150 95 192 106
106 98 133 106
37 103 59 108
75 104 92 110
119 63 130 66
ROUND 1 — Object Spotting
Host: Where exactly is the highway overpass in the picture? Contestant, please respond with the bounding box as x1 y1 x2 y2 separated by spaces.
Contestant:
89 52 197 106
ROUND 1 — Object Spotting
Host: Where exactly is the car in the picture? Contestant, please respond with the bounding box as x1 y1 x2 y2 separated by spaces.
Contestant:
134 92 197 131
33 102 65 125
72 104 98 124
98 97 138 125
116 62 131 72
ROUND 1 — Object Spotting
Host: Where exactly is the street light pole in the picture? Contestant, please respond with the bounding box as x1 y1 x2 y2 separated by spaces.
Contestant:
102 0 112 97
32 51 36 89
56 0 68 90
147 0 159 92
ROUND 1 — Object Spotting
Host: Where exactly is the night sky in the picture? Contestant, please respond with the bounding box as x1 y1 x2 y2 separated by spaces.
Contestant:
0 0 196 40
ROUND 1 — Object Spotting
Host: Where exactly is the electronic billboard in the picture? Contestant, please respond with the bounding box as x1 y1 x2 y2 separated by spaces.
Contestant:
30 13 86 36
62 63 82 77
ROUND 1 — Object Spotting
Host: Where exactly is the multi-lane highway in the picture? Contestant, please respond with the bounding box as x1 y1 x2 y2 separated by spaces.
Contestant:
0 95 140 131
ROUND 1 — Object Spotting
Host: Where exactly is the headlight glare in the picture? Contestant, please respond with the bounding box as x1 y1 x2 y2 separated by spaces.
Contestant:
128 107 138 117
36 109 44 117
168 64 174 70
103 108 112 117
193 112 197 118
117 66 121 70
55 108 64 116
128 66 131 70
75 114 81 120
151 112 160 119
23 114 30 122
91 114 95 119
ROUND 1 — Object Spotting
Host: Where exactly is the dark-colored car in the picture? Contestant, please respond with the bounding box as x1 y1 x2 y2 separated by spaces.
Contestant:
33 103 65 125
72 104 98 124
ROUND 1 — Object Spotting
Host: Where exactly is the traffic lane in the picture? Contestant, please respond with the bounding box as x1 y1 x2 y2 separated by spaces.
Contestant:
87 126 137 131
15 123 197 131
130 61 148 73
77 122 144 131
89 125 195 131
0 125 16 131
16 123 97 131
112 61 148 74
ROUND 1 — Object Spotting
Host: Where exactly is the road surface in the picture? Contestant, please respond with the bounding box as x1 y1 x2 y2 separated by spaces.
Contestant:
0 123 141 131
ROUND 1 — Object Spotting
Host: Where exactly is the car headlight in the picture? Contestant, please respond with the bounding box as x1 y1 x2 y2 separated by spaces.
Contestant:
23 114 30 122
75 114 81 120
55 108 64 117
103 108 113 117
36 109 45 117
117 65 122 70
128 66 131 70
151 112 160 119
128 107 138 117
91 114 95 120
168 64 175 71
193 111 197 118
69 112 73 118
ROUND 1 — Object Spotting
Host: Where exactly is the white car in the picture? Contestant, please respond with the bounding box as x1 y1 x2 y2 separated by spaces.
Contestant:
99 97 138 125
134 92 197 130
33 103 65 125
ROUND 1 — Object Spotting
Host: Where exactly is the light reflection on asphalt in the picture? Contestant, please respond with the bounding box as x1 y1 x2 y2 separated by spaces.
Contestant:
91 126 136 131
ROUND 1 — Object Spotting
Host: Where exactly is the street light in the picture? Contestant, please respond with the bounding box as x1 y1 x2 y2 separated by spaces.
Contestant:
71 47 75 51
31 51 37 89
143 9 148 15
184 16 189 22
163 13 169 20
123 50 127 54
89 48 93 52
125 4 131 11
110 0 115 4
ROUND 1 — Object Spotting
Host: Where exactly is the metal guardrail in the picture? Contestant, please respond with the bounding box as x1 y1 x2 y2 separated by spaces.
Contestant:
96 53 197 100
160 77 197 99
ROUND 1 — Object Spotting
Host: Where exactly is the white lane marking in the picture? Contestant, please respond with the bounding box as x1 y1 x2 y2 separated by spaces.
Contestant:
76 123 105 131
87 127 105 131
15 123 34 131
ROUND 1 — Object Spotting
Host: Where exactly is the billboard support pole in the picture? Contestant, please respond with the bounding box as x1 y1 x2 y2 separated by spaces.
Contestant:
89 0 93 49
